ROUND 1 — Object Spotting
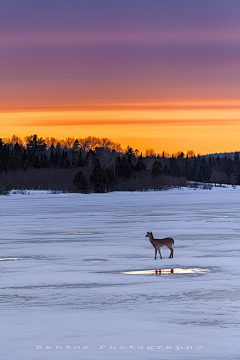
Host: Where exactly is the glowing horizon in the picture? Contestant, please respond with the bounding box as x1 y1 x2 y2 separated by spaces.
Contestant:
1 99 240 154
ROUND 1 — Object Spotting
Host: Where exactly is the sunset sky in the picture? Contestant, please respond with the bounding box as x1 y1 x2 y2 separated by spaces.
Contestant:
0 0 240 154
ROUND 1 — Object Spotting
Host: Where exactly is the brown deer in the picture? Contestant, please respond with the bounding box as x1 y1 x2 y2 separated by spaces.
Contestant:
145 232 174 259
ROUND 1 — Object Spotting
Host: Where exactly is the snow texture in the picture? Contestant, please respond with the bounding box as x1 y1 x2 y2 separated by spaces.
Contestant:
0 187 240 359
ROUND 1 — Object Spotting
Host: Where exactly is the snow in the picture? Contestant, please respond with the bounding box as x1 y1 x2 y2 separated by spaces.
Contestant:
0 186 240 359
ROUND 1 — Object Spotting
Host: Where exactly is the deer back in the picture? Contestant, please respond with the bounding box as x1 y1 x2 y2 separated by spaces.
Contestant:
153 237 174 247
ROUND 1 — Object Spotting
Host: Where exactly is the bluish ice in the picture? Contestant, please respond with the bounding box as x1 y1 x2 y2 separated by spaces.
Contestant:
0 186 240 359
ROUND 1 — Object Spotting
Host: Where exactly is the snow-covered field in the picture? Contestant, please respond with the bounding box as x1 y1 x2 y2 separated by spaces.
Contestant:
0 187 240 360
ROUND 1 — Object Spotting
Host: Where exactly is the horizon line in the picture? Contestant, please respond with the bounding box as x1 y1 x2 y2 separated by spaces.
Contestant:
1 134 240 158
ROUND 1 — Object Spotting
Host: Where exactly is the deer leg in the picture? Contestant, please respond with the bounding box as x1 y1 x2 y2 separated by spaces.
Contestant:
154 248 157 260
169 248 173 258
158 248 162 259
166 246 173 258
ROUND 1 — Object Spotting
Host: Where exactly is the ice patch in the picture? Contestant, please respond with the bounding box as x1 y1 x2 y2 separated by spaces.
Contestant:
121 268 211 276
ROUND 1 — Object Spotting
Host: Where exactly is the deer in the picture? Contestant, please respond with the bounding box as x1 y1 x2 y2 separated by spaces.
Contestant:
145 232 174 259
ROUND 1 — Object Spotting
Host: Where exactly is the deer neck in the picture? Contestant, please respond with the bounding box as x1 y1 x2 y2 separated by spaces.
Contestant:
149 235 155 245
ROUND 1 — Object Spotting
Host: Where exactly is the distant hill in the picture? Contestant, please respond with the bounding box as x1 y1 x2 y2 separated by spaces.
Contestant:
204 152 239 159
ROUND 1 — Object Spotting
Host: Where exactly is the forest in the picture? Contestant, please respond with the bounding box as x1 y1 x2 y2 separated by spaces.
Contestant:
0 134 240 194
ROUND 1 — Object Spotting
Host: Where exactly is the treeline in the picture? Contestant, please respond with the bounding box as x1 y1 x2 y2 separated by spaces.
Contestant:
0 134 240 194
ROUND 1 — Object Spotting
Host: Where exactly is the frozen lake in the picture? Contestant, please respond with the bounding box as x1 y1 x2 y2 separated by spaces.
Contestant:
0 187 240 359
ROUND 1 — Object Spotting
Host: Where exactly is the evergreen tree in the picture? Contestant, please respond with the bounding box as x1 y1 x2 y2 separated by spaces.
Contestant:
163 164 171 175
50 150 55 167
90 159 107 192
184 156 193 180
57 151 66 168
215 156 221 171
72 139 79 151
234 152 240 168
26 134 46 153
105 167 118 189
233 152 240 184
210 171 219 185
0 143 11 172
73 171 90 193
115 156 133 178
151 160 162 177
169 156 181 177
41 153 50 168
54 150 60 166
33 155 41 168
0 139 6 172
221 156 234 178
233 152 240 177
12 142 23 170
197 157 211 182
77 150 84 167
191 156 200 181
64 154 71 168
86 150 96 166
135 155 146 172
21 149 28 169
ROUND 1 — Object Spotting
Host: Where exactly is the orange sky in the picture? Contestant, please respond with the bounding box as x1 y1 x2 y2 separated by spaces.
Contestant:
1 100 240 154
